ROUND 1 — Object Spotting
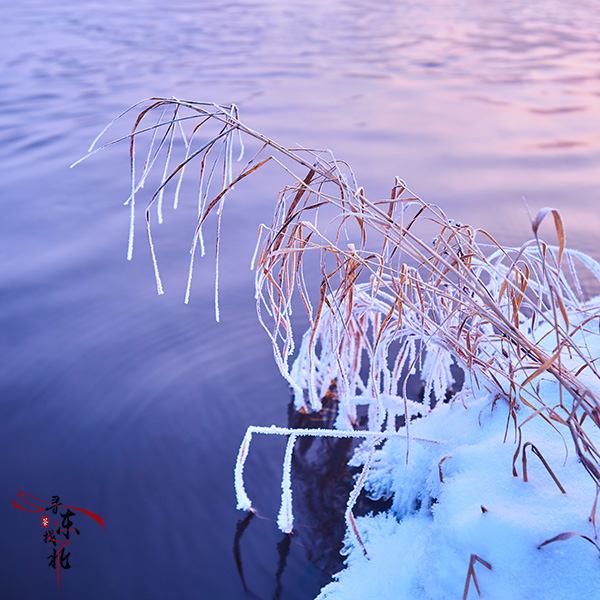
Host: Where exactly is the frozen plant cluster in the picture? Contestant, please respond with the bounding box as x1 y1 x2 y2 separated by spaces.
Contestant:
82 99 600 598
318 333 600 599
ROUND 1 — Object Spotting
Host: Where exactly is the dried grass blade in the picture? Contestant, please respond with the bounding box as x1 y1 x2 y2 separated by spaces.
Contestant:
438 455 452 483
521 347 563 389
462 553 492 600
538 531 600 555
531 207 565 268
522 442 567 493
590 485 600 539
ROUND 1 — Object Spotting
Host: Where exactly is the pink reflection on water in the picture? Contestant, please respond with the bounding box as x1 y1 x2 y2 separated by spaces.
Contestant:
319 0 600 268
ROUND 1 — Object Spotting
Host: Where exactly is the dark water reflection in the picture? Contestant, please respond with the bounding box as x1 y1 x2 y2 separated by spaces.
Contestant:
2 0 600 598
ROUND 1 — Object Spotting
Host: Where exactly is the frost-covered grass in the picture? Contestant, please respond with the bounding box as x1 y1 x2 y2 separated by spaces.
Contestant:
78 98 600 598
320 378 600 599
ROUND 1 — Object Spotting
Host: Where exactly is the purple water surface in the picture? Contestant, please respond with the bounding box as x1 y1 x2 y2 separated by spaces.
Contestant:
1 1 599 598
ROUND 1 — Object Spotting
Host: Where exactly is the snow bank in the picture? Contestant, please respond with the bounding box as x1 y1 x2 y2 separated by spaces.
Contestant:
318 325 600 599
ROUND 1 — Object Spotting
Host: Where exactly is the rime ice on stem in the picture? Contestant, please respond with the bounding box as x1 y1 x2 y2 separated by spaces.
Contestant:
79 98 600 599
234 426 443 533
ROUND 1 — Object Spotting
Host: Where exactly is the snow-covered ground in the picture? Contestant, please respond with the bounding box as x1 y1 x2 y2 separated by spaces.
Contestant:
319 388 600 599
237 261 600 599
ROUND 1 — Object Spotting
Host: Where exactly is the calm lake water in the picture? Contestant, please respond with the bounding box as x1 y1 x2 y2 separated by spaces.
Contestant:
2 1 600 598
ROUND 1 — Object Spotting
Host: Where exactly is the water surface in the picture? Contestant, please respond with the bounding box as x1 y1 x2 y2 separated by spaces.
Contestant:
2 1 600 598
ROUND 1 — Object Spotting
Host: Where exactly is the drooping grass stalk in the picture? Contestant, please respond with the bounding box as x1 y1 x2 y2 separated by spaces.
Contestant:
77 98 600 530
521 442 567 494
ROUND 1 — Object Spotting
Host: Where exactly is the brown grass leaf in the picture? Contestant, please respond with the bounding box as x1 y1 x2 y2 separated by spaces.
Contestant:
538 531 600 555
532 207 565 268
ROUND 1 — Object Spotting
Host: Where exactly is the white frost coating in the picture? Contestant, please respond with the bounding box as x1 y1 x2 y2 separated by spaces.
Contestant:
284 282 462 429
214 194 226 322
123 107 171 208
124 106 171 261
173 118 190 209
147 217 164 295
568 248 600 285
229 103 245 162
88 97 154 154
250 224 264 272
173 157 186 210
421 344 454 407
237 126 245 161
277 433 297 533
233 425 442 521
77 101 600 599
197 156 206 218
144 107 168 175
317 388 600 600
186 137 229 307
345 442 376 549
225 121 234 187
566 252 584 302
233 424 439 530
156 122 176 224
69 98 154 167
214 242 221 323
212 128 235 323
242 425 440 442
234 429 254 511
184 233 199 305
177 115 189 149
127 143 136 261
